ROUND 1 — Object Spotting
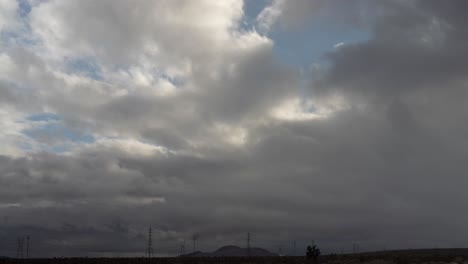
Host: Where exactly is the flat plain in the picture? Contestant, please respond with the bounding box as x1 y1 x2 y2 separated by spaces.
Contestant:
1 249 468 264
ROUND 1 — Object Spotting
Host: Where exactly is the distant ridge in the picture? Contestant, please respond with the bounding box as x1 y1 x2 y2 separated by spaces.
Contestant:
179 245 278 257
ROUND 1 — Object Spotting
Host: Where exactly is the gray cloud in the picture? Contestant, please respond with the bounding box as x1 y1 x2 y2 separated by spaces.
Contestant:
0 0 467 258
256 0 380 33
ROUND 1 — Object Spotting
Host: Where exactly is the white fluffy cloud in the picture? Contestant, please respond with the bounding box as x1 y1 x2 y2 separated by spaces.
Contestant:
0 0 18 31
30 0 247 72
0 0 467 257
256 0 328 33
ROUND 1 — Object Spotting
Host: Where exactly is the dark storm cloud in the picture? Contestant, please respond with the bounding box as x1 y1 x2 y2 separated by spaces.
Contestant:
0 0 467 258
315 0 468 100
305 0 468 247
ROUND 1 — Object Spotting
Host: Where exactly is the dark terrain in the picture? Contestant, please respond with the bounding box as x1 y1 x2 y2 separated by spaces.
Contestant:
1 248 468 264
180 245 278 257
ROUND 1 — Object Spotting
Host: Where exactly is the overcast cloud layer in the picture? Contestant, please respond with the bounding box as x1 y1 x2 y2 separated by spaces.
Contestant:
0 0 467 257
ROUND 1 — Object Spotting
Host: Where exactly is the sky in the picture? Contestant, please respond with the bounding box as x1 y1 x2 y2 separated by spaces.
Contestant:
0 0 467 258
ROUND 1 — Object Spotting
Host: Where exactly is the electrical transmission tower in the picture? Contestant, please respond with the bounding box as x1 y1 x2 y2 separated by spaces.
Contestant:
16 237 24 259
192 234 199 253
180 240 186 255
352 242 360 254
246 232 251 257
146 227 153 258
26 235 30 258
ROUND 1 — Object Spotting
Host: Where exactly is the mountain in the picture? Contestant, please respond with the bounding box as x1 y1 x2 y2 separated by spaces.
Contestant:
180 245 278 257
180 251 211 257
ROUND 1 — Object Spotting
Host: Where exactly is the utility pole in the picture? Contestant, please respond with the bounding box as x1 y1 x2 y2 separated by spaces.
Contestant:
292 241 296 256
146 227 153 258
246 232 251 257
26 235 30 258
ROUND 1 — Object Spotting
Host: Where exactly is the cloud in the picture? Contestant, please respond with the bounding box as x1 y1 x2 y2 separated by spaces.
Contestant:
0 0 467 257
256 0 376 33
0 0 18 31
29 0 245 67
333 42 345 49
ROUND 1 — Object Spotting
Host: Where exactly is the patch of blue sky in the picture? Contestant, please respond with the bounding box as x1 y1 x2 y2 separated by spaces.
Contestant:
18 142 33 151
46 144 69 154
269 22 370 69
26 112 60 122
0 2 38 50
17 0 32 18
24 113 95 145
0 32 38 52
161 73 186 87
241 1 370 81
241 0 270 31
61 128 94 144
65 57 103 80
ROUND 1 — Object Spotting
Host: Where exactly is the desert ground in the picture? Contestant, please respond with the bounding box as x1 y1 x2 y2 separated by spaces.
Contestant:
1 249 468 264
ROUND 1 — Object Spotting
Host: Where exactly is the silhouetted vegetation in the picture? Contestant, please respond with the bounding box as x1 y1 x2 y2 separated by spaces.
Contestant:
306 244 320 261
